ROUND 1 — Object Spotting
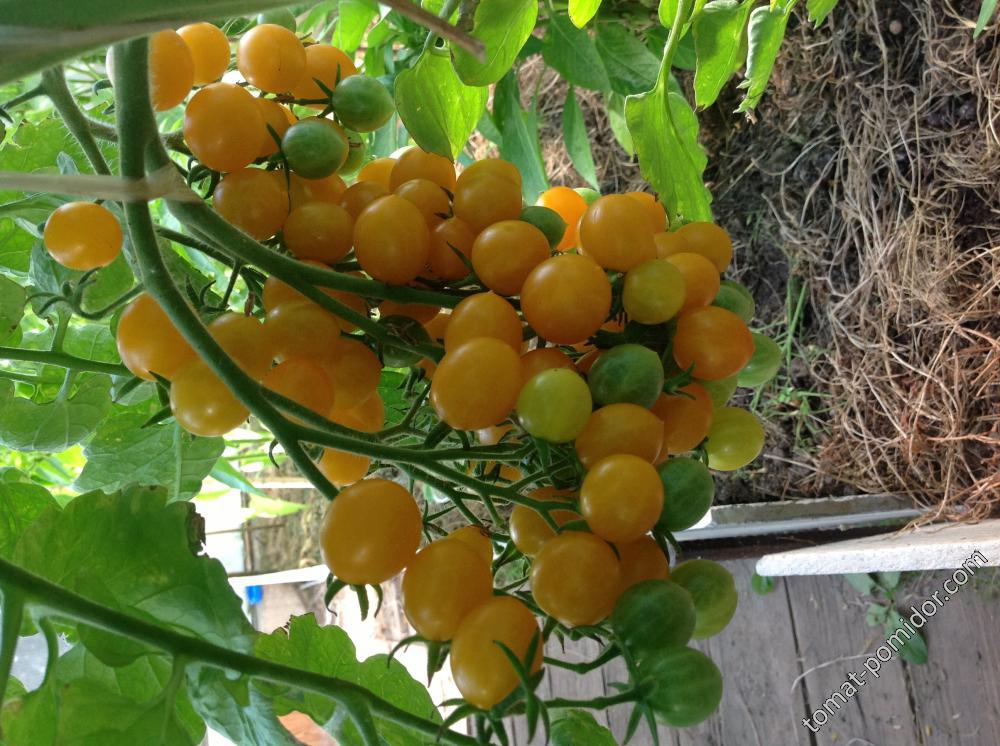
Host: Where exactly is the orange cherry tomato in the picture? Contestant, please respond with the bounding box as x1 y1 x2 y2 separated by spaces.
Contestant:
282 202 354 263
339 180 389 218
520 254 611 345
457 158 521 190
116 293 196 381
672 306 753 381
537 186 587 251
389 147 456 192
471 220 550 296
256 98 295 158
395 178 451 229
625 191 668 233
213 168 289 240
519 347 574 385
579 194 657 271
288 172 347 210
149 30 194 111
509 487 580 557
531 532 621 627
264 301 344 363
430 338 522 430
184 82 264 173
650 384 714 458
177 22 230 86
208 312 272 380
353 195 430 284
575 403 664 469
453 172 523 233
170 359 249 436
315 336 381 409
580 454 664 544
654 231 687 259
237 23 306 93
318 447 370 487
444 292 522 352
357 157 395 190
446 525 494 567
428 217 476 281
340 389 385 432
290 44 358 106
617 535 670 591
664 252 720 312
674 222 733 272
43 202 122 270
263 356 336 415
423 311 450 344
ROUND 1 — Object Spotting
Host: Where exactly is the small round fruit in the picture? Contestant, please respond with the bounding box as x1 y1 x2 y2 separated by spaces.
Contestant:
43 202 122 270
519 347 574 386
531 532 621 627
357 157 395 189
177 22 230 86
575 403 664 469
450 596 542 709
669 559 737 639
517 368 592 443
471 220 550 297
329 74 394 132
612 580 696 659
149 30 194 111
458 158 520 189
288 172 346 209
318 337 381 410
623 259 686 325
453 172 523 232
257 8 297 30
509 488 580 557
208 312 271 380
291 45 357 104
282 119 348 179
673 306 754 381
657 457 715 531
587 344 664 409
264 301 344 363
263 357 335 417
395 178 450 229
213 168 288 240
578 194 656 271
580 454 664 544
617 536 670 591
699 374 739 408
320 478 422 585
444 292 522 352
282 202 354 263
446 525 493 567
256 98 295 158
712 279 755 322
705 407 764 471
737 332 781 387
674 221 733 272
353 195 430 284
653 230 686 259
318 447 370 487
402 540 493 641
430 338 522 430
389 147 456 192
537 186 587 251
520 254 611 345
237 23 306 93
378 300 439 325
625 192 667 232
339 180 389 218
651 384 714 458
428 217 476 280
640 647 723 727
184 83 264 172
665 252 721 312
170 359 248 436
519 205 566 249
117 293 195 381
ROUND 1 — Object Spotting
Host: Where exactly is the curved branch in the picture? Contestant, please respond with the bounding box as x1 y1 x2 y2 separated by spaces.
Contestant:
0 346 131 376
41 66 110 176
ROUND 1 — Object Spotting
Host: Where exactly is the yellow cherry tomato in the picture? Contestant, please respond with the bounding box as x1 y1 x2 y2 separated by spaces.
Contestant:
650 384 714 458
353 195 430 284
444 292 522 352
357 157 395 189
531 532 621 627
453 171 523 232
446 525 493 567
471 220 550 297
580 454 664 544
537 186 587 251
237 23 306 93
430 338 522 430
575 403 664 469
213 168 289 240
43 202 122 270
290 44 358 105
389 147 456 192
170 359 249 436
149 29 194 111
674 221 733 272
578 194 656 271
617 535 670 591
117 293 196 381
520 254 611 345
184 83 264 173
623 259 686 325
665 252 720 312
509 487 580 557
177 22 230 86
282 202 354 263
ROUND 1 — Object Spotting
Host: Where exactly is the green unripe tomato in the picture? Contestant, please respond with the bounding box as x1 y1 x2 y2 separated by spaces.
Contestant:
282 119 348 179
712 279 755 322
330 75 395 132
257 8 296 31
657 457 715 531
519 206 566 249
697 374 738 408
339 130 367 175
623 259 685 325
587 343 664 409
639 647 723 727
517 368 592 443
574 187 601 205
669 559 737 639
612 580 696 661
737 332 781 387
705 406 764 471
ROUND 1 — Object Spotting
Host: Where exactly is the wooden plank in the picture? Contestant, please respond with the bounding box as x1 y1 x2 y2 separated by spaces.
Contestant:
785 574 921 745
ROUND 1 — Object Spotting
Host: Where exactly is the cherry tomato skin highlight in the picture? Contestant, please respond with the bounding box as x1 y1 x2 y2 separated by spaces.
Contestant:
519 347 575 385
428 217 476 281
579 194 657 271
394 178 450 229
575 404 665 469
509 487 580 557
402 540 493 641
520 254 612 345
580 454 664 544
353 195 430 284
290 44 357 105
236 23 306 93
208 313 272 380
357 157 395 189
453 172 523 233
444 292 523 352
450 596 542 710
623 259 686 325
43 202 122 270
177 22 230 86
537 186 587 251
673 306 754 381
116 293 196 381
446 525 493 567
170 359 249 437
282 202 354 263
430 338 522 430
320 478 422 585
674 221 733 272
471 220 550 297
213 168 288 240
651 384 714 458
617 535 670 591
389 148 456 192
665 252 721 312
339 180 389 218
184 83 264 173
705 406 765 471
531 532 621 627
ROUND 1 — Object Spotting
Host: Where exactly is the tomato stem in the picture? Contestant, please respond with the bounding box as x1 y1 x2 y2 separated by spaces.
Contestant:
0 588 25 713
41 66 111 176
0 345 131 377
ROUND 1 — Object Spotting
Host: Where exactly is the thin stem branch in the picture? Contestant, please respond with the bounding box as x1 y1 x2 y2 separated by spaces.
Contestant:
39 617 60 687
0 346 131 377
41 66 111 176
0 589 25 710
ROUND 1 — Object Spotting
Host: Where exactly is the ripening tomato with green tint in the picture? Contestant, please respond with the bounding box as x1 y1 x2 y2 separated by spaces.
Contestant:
673 221 733 272
263 357 336 417
430 338 522 430
444 292 522 352
184 83 264 173
587 344 664 409
237 23 306 93
537 186 587 251
428 217 476 280
282 203 354 263
395 178 450 229
622 259 686 325
471 220 550 297
517 368 592 443
147 30 194 111
699 374 738 408
665 252 721 312
450 596 542 709
446 525 493 567
43 202 122 270
357 157 395 189
264 301 344 363
650 383 714 458
641 647 723 727
212 168 288 240
519 206 566 249
353 195 430 284
625 191 667 233
657 457 715 531
402 540 493 641
320 478 422 585
580 454 664 544
531 532 621 627
575 403 664 469
519 347 574 386
509 487 580 557
673 306 754 381
177 22 230 86
257 8 297 30
453 172 523 233
316 337 381 410
612 580 696 660
520 254 611 345
288 172 346 210
282 118 348 179
170 359 249 437
579 194 657 271
389 147 456 192
208 313 272 380
329 74 394 132
616 535 670 591
712 279 755 322
290 45 357 105
339 180 388 218
737 332 782 387
670 559 738 639
117 293 195 381
458 158 521 190
255 97 295 158
705 406 765 471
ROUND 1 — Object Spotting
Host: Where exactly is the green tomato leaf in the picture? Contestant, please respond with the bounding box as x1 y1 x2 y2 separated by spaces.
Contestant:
877 570 902 593
692 0 756 108
605 92 634 155
491 72 549 203
594 24 661 96
750 572 775 595
807 0 839 27
332 0 379 53
0 473 58 559
865 602 889 627
568 0 602 27
188 668 297 746
76 408 225 502
62 322 119 364
255 614 440 745
541 12 611 91
737 3 793 113
551 710 617 745
452 0 538 86
0 375 113 452
844 572 877 595
562 87 600 190
0 274 26 341
626 77 713 224
29 241 135 318
394 49 488 159
886 611 929 665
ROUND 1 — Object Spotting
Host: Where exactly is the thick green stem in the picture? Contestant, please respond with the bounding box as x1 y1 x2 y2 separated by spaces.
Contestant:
546 689 639 710
0 589 25 710
41 67 111 176
0 346 131 377
0 558 476 746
